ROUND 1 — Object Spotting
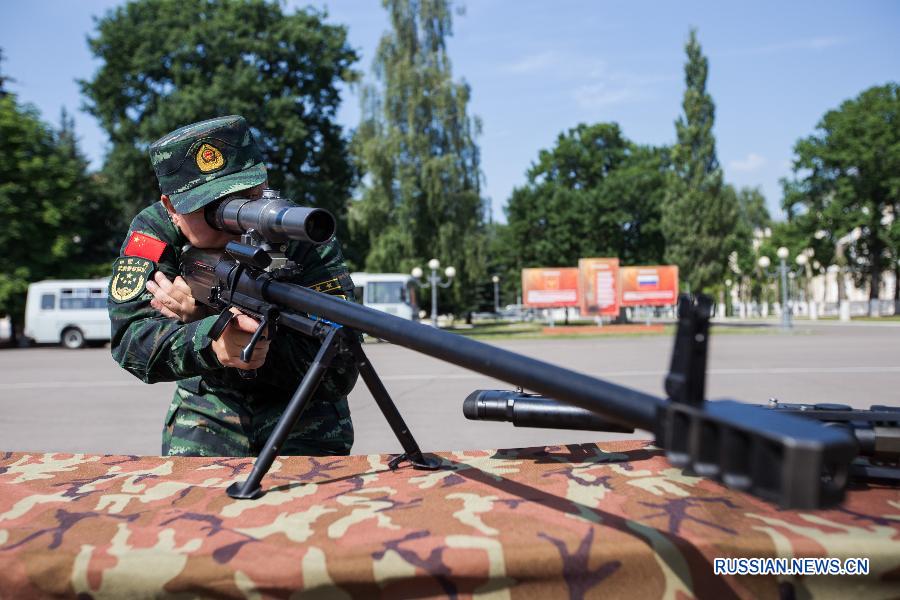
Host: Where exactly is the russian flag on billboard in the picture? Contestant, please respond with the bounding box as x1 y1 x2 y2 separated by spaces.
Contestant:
637 273 659 287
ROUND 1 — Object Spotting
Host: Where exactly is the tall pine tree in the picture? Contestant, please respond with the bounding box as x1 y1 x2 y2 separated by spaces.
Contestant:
350 0 487 315
662 29 736 292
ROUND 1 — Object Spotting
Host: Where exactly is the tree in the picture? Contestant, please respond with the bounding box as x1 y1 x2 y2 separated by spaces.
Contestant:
0 96 114 334
782 83 900 309
662 29 736 293
502 123 668 284
350 0 487 314
721 185 772 306
80 0 358 241
0 48 12 98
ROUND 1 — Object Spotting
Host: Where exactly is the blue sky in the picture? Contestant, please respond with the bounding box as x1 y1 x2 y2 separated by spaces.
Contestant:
2 1 898 222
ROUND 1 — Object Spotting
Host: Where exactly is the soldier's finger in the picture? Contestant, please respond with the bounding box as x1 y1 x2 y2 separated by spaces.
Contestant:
228 356 261 371
154 271 175 292
172 276 194 295
151 298 179 320
246 353 268 369
231 313 263 334
228 329 259 350
226 338 269 365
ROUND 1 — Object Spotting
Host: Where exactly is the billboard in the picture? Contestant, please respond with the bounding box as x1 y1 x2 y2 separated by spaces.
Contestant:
522 268 580 307
577 258 620 316
619 265 679 306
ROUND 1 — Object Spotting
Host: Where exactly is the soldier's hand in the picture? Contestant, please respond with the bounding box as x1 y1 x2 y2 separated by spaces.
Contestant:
147 272 205 322
212 308 270 370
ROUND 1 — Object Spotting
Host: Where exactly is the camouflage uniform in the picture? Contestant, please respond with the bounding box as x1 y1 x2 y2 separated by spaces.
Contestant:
108 116 356 457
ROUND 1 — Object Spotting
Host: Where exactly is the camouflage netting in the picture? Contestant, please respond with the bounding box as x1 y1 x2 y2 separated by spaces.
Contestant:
0 441 897 598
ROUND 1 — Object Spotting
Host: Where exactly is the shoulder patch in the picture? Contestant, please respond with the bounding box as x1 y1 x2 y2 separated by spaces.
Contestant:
124 231 168 262
110 257 155 303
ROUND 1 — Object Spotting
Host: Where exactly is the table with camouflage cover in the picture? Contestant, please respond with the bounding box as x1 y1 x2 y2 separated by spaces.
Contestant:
0 441 897 598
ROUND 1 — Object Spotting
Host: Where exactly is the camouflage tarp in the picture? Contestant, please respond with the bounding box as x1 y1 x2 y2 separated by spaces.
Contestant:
0 441 897 598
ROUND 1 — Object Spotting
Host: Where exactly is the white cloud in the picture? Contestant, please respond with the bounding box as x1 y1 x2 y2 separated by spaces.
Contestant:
573 83 639 109
743 36 848 55
729 153 767 173
506 51 558 74
504 50 668 110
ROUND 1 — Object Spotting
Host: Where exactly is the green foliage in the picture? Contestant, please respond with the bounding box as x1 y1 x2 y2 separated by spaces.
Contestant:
0 97 115 326
662 29 737 293
501 122 668 290
0 48 12 97
726 185 771 275
720 185 775 303
782 83 900 300
79 0 358 241
350 0 487 314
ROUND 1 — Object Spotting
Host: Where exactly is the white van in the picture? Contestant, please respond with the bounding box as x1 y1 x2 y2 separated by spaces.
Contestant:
24 279 111 348
350 273 419 320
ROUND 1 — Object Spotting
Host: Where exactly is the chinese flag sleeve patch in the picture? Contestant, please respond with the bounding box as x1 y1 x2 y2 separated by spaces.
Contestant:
124 231 168 262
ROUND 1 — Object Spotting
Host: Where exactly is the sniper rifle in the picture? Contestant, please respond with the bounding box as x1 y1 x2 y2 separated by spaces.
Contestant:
180 189 856 509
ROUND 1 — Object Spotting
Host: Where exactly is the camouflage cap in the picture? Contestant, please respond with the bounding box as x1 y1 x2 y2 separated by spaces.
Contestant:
149 115 267 214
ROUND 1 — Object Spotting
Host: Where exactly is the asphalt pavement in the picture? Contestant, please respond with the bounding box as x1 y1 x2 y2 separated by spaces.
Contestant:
1 320 897 456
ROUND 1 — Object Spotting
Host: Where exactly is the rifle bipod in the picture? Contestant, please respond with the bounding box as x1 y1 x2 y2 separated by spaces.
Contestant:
227 320 440 500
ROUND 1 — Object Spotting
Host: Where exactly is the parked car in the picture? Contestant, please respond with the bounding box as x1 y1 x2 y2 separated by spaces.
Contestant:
497 304 538 322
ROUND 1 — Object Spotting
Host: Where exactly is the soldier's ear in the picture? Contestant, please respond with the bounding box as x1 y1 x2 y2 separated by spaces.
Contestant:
161 195 176 216
160 195 180 228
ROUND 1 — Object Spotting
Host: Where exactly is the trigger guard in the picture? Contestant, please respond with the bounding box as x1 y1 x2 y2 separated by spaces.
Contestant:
208 309 235 341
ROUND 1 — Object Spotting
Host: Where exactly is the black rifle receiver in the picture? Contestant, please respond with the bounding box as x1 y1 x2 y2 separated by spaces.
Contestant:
180 208 857 508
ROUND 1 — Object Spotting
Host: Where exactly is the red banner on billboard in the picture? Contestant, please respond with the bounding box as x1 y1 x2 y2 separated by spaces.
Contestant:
522 268 580 307
619 266 679 306
577 258 619 316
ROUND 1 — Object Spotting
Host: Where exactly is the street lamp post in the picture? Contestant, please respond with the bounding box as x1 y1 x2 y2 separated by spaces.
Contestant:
491 275 500 313
412 259 455 327
777 246 791 329
795 252 813 319
758 247 808 330
724 278 733 318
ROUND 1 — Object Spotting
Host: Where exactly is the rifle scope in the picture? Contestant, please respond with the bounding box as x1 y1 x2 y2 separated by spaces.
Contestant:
205 189 335 245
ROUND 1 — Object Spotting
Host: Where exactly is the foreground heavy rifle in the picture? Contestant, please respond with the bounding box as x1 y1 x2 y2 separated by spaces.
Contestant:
465 298 900 486
181 190 856 508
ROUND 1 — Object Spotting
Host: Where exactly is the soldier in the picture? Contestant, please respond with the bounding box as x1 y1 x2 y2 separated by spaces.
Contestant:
108 115 357 457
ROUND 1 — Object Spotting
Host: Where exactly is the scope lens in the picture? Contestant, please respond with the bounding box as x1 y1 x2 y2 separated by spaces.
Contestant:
306 210 335 243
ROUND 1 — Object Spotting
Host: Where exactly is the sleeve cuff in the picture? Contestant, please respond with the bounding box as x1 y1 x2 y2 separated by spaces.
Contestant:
173 314 224 374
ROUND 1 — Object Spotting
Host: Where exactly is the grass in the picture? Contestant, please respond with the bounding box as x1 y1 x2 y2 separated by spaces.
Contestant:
442 320 782 341
852 315 900 322
806 315 900 322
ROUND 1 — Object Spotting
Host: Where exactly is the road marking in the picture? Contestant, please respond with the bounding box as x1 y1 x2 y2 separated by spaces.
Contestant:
2 365 898 390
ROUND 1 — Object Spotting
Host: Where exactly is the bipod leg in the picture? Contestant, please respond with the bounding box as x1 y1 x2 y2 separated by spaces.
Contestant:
347 334 441 471
227 327 341 499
